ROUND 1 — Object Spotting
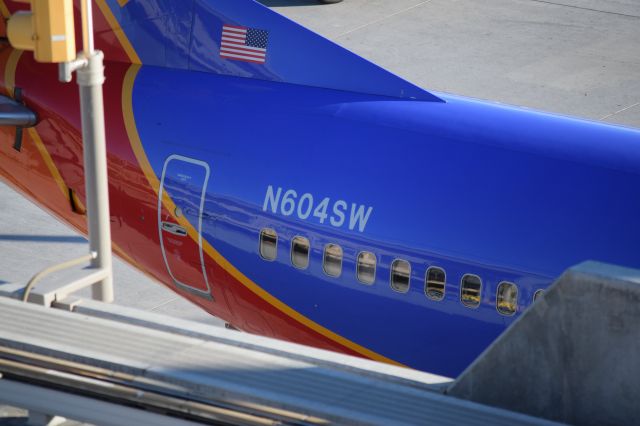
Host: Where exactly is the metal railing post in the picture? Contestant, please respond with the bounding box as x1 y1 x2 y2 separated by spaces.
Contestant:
14 0 114 304
75 0 113 303
76 52 113 302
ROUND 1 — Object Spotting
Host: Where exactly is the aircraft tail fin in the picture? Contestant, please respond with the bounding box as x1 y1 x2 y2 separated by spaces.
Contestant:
96 0 442 102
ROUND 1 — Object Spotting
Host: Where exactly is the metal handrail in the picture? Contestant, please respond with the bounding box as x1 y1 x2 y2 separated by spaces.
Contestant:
22 252 96 302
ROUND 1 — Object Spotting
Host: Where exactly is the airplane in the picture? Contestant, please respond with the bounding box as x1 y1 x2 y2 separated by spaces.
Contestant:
0 0 639 379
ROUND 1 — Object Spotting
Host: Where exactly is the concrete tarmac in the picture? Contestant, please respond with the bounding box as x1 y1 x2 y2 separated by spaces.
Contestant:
0 181 223 325
1 0 639 324
265 0 640 127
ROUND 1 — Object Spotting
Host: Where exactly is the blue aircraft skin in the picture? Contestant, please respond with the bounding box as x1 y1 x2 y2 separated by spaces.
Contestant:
134 67 640 376
110 0 640 376
2 0 639 378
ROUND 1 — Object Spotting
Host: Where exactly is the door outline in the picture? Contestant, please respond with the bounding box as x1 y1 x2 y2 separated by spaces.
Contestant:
158 154 212 298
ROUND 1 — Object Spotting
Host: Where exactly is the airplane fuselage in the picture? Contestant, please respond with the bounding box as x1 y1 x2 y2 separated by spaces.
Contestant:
1 0 639 378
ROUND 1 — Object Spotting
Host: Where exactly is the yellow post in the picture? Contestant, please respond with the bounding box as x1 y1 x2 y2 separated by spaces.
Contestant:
7 0 76 63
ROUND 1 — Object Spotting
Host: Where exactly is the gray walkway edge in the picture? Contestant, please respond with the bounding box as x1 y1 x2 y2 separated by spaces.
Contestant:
0 296 556 425
449 261 640 426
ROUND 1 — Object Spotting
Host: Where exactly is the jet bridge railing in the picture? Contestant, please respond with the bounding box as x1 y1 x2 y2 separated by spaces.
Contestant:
0 295 553 426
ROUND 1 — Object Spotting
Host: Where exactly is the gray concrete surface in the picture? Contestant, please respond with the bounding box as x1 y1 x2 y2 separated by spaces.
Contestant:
0 180 222 326
263 0 640 128
448 261 640 426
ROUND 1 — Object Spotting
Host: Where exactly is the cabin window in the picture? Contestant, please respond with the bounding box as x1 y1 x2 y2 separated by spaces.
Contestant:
357 251 376 285
496 282 518 315
461 274 482 308
533 289 545 302
259 228 278 261
390 259 411 293
291 236 310 269
323 244 343 277
425 267 446 301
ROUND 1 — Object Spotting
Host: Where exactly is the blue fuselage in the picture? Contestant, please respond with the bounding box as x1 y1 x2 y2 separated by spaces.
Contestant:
133 66 640 376
3 0 637 378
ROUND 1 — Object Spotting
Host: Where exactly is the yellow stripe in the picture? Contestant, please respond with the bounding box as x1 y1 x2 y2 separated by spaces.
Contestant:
95 0 141 64
28 128 71 202
121 65 403 366
113 241 140 269
116 0 129 6
4 49 73 205
0 0 9 19
4 49 22 97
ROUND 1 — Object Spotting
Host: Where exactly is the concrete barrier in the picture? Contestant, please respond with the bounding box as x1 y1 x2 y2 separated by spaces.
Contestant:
448 261 640 426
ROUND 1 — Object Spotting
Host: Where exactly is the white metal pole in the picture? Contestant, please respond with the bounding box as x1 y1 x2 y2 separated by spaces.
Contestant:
77 0 113 302
80 0 94 54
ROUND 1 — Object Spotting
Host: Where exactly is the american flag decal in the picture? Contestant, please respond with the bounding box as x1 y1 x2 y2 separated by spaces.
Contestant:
220 24 269 64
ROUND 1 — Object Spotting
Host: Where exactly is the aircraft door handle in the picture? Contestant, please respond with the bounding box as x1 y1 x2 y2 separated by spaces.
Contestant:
161 221 187 237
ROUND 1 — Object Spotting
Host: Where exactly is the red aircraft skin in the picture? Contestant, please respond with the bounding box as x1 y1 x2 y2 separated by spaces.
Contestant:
0 1 388 365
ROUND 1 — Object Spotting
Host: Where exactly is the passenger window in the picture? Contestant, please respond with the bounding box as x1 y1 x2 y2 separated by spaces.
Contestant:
390 259 410 293
357 252 376 285
259 228 277 261
323 244 343 277
291 236 310 269
533 289 544 302
425 267 446 301
461 274 482 308
496 282 518 315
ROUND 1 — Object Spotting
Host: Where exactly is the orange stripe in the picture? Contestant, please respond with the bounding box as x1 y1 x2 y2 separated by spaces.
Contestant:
116 0 129 6
113 241 142 271
121 65 404 367
0 0 9 19
27 128 71 202
4 49 21 97
4 49 71 204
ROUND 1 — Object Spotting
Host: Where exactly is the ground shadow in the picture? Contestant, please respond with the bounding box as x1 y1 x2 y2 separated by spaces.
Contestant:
0 416 29 425
257 0 321 7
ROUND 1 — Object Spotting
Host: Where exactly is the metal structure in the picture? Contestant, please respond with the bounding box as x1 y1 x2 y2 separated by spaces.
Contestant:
6 0 113 303
70 0 113 302
0 295 553 425
3 260 639 424
449 261 640 426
